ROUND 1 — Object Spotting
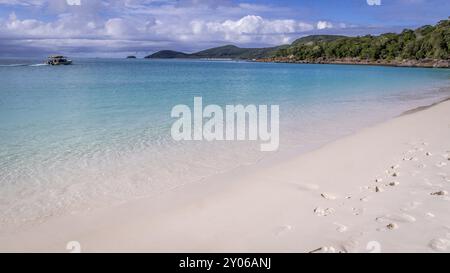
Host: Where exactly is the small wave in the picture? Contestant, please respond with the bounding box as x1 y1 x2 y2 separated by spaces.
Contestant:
0 63 48 67
0 64 28 67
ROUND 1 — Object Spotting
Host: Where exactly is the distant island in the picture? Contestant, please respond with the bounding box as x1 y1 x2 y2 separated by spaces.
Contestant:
126 55 137 59
147 18 450 68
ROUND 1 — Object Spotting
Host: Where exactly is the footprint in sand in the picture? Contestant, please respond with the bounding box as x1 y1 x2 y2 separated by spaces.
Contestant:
426 212 435 218
405 154 420 161
294 183 319 191
436 162 448 168
401 201 422 212
274 225 293 236
418 163 427 169
333 222 348 233
314 207 335 217
376 213 416 223
352 207 364 216
429 238 450 252
360 196 370 202
423 178 434 186
436 173 450 182
340 239 360 253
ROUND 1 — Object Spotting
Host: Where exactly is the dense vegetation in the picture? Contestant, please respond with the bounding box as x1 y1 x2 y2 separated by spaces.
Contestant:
275 19 450 61
192 45 283 59
146 45 284 59
147 50 191 58
147 19 449 66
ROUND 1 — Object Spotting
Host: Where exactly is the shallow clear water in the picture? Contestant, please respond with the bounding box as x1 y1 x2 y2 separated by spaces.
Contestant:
1 58 449 228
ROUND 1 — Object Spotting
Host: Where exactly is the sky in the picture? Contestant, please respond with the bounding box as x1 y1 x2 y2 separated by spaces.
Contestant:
0 0 449 57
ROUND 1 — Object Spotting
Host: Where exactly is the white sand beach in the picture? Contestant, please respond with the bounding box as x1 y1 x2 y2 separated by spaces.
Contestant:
1 99 450 253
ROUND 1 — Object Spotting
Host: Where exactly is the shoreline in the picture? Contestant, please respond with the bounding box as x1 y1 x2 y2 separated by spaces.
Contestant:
400 97 450 116
1 95 449 252
144 57 450 70
254 58 450 69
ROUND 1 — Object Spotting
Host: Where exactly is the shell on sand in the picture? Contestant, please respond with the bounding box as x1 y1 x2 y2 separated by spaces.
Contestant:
431 190 448 196
314 207 335 217
387 223 399 230
309 246 338 253
320 193 337 200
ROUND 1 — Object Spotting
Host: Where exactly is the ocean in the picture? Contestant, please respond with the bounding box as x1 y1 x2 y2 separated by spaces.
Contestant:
1 58 449 229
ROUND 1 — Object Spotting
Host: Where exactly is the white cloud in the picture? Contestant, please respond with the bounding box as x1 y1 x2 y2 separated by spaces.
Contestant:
0 1 349 56
66 0 81 6
0 0 46 5
317 21 333 30
105 18 136 37
162 15 315 46
367 0 382 6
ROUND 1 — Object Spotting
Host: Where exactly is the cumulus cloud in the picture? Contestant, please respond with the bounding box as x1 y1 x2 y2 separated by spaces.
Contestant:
0 0 46 6
317 21 333 30
0 0 348 56
66 0 81 6
185 15 315 44
367 0 382 6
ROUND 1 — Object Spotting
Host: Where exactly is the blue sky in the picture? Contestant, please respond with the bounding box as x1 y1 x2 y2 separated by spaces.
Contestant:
0 0 449 57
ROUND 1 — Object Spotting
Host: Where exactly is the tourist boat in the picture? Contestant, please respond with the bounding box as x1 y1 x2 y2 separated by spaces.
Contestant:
46 56 73 65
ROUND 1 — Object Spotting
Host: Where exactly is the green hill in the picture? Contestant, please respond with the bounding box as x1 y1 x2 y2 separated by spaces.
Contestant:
145 45 285 59
274 19 450 62
145 50 191 59
146 18 449 67
192 45 283 59
291 35 346 46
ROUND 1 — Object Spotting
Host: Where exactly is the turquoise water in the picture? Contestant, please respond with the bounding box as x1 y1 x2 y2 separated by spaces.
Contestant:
1 58 449 228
